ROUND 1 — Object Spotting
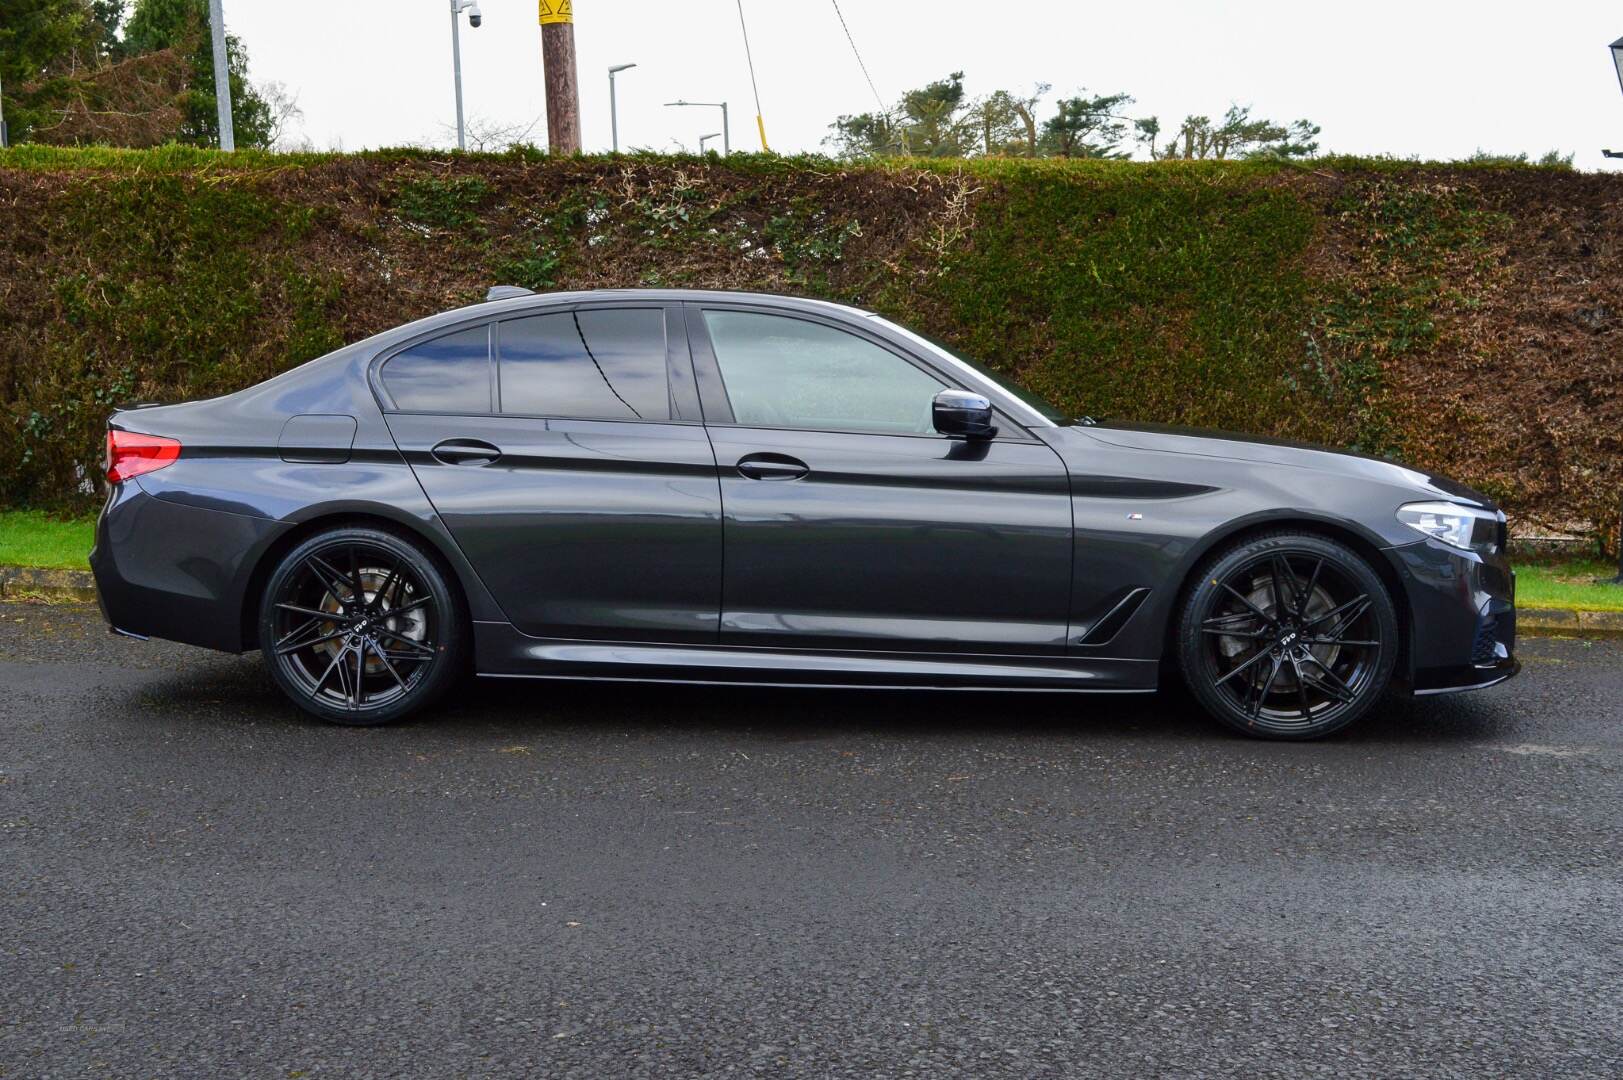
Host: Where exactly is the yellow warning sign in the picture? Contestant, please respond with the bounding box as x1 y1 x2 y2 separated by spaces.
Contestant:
539 0 573 24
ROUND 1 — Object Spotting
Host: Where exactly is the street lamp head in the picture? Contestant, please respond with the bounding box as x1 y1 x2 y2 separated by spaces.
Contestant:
1611 36 1623 99
610 63 638 75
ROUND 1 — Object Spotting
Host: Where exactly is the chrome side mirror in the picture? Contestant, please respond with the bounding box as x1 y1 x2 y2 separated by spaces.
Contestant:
932 389 997 439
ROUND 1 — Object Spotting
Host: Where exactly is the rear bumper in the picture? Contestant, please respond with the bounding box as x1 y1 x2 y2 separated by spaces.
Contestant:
1387 538 1519 696
90 481 291 653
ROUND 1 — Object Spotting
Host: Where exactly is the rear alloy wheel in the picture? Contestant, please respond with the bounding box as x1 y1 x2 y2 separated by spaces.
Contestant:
259 527 465 725
1177 533 1398 740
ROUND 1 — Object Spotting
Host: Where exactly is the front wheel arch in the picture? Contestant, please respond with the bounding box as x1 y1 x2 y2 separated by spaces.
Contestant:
1159 516 1411 687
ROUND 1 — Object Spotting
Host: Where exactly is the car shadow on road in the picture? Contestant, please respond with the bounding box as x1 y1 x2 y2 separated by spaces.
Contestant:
123 647 1519 748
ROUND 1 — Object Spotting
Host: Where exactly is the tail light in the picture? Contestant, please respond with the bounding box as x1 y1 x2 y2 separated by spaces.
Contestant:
105 429 181 484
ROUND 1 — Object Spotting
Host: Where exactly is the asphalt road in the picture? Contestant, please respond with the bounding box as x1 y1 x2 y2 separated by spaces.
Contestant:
2 603 1620 1079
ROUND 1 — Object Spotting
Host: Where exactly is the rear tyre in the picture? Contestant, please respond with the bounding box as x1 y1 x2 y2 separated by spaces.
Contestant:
1177 533 1398 740
259 527 465 726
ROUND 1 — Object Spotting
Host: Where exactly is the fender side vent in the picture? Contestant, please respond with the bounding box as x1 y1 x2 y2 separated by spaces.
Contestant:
1077 587 1151 647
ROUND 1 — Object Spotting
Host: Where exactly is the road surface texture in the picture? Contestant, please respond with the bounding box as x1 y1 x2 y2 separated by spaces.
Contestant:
2 601 1620 1078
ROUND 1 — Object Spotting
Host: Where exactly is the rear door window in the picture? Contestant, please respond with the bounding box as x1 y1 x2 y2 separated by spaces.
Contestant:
497 308 670 421
380 325 492 413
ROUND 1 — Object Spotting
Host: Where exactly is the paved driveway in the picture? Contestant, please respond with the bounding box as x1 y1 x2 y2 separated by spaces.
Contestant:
2 603 1619 1078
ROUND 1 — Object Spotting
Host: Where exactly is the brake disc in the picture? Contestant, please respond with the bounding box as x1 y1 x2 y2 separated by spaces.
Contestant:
1216 573 1338 690
315 568 427 674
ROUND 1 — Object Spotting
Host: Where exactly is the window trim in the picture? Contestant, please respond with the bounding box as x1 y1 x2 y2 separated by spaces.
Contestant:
684 302 1033 442
370 302 701 424
492 304 677 425
373 319 497 417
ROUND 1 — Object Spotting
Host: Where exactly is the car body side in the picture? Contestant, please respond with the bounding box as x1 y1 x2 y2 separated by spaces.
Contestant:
90 290 1516 695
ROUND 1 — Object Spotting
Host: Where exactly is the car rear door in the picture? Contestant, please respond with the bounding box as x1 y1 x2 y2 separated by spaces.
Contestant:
379 303 722 643
687 303 1074 655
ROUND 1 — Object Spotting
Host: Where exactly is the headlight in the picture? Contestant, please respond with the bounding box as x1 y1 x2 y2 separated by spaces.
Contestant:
1396 501 1503 553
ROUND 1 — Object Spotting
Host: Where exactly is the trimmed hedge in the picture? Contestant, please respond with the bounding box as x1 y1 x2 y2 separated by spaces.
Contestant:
1 148 1618 541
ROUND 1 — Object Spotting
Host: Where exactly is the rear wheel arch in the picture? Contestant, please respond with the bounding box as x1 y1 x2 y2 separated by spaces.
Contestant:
237 510 474 653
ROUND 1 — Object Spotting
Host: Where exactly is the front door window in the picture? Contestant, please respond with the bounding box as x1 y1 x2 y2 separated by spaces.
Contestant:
702 310 942 434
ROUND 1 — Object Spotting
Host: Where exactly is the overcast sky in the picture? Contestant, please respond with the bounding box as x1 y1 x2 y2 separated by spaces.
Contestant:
228 1 1623 168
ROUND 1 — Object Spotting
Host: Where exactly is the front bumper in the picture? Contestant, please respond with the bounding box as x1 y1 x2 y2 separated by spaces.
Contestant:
1387 537 1519 695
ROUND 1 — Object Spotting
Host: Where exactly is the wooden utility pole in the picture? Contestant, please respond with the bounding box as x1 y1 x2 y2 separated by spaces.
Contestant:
539 1 581 154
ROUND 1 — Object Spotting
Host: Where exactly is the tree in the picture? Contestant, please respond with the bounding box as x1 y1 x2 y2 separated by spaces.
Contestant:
969 83 1048 157
825 72 976 159
1132 116 1161 158
88 0 125 58
1 0 122 140
4 0 284 148
824 108 904 159
1463 148 1574 169
894 71 975 157
122 0 275 147
1040 91 1133 158
1141 105 1319 160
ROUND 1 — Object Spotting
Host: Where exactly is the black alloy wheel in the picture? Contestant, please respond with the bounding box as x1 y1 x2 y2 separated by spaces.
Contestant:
1178 533 1399 740
259 527 465 725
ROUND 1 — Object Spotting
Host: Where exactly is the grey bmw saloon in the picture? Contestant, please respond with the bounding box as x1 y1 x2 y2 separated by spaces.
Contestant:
90 288 1517 738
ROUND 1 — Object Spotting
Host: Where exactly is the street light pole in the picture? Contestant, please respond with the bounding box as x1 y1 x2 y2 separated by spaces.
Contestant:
208 0 234 150
448 0 483 151
450 2 465 150
664 100 729 155
0 66 8 149
698 132 721 154
608 63 637 152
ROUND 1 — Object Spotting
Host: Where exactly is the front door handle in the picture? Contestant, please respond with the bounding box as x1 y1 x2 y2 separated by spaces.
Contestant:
736 452 809 481
431 438 503 467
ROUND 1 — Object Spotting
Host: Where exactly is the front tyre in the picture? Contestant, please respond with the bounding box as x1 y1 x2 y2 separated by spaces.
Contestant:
1177 533 1399 740
259 527 466 726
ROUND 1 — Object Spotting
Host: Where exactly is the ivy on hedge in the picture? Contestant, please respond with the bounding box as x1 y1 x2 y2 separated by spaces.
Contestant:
0 149 1588 534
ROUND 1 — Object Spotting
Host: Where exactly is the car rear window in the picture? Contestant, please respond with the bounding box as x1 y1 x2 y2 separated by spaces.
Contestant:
497 309 669 421
380 325 492 413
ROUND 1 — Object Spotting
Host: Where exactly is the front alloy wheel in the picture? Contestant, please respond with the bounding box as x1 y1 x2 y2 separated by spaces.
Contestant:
260 527 465 725
1178 533 1399 739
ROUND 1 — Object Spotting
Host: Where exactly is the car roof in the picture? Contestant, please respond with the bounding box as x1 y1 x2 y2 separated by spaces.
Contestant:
472 287 873 318
373 289 876 352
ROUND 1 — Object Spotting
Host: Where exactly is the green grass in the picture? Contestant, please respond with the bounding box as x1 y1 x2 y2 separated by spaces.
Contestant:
1515 558 1623 611
2 509 1620 612
0 511 95 569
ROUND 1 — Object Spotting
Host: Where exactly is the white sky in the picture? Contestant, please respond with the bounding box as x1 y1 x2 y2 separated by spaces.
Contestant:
227 1 1623 168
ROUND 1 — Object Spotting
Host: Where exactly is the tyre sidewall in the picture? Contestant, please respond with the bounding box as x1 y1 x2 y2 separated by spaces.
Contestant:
259 526 466 726
1177 533 1399 740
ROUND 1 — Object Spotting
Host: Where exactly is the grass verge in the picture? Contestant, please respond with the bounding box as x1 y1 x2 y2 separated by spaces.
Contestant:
0 511 95 570
1514 558 1623 612
1 511 1620 613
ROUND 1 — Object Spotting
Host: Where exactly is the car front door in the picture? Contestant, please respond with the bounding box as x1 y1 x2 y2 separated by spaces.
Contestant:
380 303 722 643
688 304 1073 655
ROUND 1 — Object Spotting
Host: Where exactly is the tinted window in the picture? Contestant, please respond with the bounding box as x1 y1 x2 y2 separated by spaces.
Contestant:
498 309 669 420
380 325 492 413
703 311 942 434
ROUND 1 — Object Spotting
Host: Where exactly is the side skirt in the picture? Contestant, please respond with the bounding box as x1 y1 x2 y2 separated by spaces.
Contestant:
473 621 1159 692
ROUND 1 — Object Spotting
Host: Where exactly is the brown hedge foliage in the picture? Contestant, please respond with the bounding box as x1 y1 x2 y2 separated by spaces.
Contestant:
0 149 1617 542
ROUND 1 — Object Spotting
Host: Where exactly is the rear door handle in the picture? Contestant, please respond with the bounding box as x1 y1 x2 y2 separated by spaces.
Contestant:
736 452 809 481
431 438 503 467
